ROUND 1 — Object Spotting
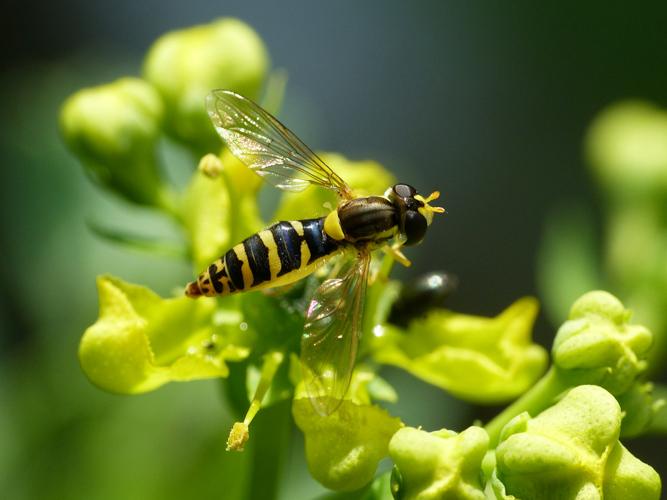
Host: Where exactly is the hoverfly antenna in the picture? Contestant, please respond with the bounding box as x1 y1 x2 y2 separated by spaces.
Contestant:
415 191 446 224
424 191 445 212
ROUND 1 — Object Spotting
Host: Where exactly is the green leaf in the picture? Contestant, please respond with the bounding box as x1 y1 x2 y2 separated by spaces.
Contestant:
79 275 249 393
293 398 402 492
372 298 548 403
86 219 188 259
388 426 489 500
495 385 661 500
239 291 304 355
143 18 269 154
536 204 601 325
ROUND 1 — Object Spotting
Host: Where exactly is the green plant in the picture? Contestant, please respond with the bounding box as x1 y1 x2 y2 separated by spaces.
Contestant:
61 18 663 499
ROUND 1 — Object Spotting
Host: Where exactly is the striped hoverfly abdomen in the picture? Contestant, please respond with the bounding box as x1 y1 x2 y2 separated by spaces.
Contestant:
185 218 344 298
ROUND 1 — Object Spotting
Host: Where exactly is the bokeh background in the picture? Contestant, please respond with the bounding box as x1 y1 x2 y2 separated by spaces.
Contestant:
2 1 667 499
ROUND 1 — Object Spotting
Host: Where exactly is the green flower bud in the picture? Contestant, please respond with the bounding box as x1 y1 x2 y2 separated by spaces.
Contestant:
60 77 168 206
143 18 269 153
372 297 548 403
364 472 394 500
79 275 249 393
388 426 489 500
553 291 653 395
495 385 661 500
274 152 396 221
485 291 659 446
293 398 402 492
586 100 667 199
483 468 515 500
615 382 665 438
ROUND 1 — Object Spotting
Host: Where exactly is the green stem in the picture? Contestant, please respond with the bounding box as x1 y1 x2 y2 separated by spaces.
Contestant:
245 352 285 425
246 399 292 500
155 184 183 223
227 351 285 451
261 68 289 115
646 383 667 435
360 256 400 356
484 367 569 446
219 167 244 243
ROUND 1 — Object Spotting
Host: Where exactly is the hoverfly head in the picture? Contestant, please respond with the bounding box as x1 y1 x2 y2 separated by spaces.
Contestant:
387 184 445 246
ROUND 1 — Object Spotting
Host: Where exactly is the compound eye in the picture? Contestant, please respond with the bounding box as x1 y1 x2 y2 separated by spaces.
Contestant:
404 210 428 246
393 184 417 199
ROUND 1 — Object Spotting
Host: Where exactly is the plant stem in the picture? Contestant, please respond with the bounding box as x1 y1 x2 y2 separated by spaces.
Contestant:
245 352 285 425
484 367 569 446
360 256 400 356
155 184 183 222
646 383 667 435
261 68 289 115
246 399 292 500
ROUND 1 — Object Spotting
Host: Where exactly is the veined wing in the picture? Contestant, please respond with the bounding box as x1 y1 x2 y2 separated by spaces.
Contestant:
301 249 371 416
206 90 352 198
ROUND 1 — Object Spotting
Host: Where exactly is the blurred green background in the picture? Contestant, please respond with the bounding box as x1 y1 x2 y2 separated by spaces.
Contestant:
2 1 667 499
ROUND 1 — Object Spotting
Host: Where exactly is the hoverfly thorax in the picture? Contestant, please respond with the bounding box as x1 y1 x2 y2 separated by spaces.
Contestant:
386 184 446 246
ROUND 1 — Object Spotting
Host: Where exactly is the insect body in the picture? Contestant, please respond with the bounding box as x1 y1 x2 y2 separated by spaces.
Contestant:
185 90 445 415
185 218 342 298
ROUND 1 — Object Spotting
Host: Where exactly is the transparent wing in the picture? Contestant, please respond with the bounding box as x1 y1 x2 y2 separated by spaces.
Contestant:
301 249 371 416
206 90 352 198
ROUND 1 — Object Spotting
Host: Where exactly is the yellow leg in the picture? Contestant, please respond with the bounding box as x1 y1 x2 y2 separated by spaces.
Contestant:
382 244 412 267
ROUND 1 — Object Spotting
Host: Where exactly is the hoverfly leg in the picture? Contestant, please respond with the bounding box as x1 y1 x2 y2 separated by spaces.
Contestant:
382 244 412 267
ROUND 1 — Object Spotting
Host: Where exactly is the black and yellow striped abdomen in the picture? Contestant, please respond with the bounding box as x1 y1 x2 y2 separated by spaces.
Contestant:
186 218 344 298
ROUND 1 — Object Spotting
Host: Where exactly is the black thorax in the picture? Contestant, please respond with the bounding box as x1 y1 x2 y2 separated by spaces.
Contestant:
338 196 397 242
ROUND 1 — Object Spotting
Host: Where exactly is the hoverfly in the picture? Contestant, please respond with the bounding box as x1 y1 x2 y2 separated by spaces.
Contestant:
185 90 445 415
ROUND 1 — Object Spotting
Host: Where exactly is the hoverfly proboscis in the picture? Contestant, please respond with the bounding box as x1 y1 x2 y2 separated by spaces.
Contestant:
185 90 445 416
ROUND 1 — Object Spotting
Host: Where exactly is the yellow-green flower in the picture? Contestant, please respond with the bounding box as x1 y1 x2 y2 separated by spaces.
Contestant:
495 385 661 500
389 426 489 500
79 275 249 393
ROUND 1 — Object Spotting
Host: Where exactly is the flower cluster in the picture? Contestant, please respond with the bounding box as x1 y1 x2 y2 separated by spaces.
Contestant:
61 18 662 499
389 293 662 500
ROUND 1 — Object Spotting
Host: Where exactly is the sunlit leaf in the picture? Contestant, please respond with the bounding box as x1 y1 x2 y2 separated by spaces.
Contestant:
372 298 547 403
